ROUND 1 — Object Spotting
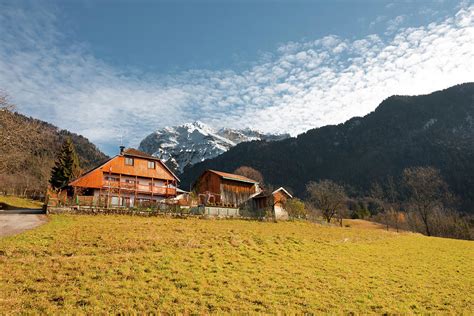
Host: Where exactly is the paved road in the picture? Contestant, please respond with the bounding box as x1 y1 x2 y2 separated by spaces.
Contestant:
0 209 47 238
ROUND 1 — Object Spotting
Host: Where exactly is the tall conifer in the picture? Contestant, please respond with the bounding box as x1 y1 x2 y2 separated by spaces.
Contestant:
50 138 81 189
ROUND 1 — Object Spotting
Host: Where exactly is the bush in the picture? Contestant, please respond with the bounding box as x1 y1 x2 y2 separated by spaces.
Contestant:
286 198 307 219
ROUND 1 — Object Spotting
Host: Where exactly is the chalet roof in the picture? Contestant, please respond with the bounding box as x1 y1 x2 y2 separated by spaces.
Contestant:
122 148 156 160
69 157 113 186
70 148 180 186
208 170 259 184
122 148 180 182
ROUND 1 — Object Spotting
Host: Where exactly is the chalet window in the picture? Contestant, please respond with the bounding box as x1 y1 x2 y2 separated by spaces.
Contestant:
125 157 134 166
147 161 155 169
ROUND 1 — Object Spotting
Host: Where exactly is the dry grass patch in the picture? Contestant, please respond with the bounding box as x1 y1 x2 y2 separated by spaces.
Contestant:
0 195 43 209
0 215 472 313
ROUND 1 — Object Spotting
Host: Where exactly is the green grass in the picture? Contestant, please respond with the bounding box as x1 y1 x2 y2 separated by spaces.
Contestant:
0 195 43 209
0 215 472 313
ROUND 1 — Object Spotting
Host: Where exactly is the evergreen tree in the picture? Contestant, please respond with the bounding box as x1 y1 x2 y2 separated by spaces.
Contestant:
50 138 81 190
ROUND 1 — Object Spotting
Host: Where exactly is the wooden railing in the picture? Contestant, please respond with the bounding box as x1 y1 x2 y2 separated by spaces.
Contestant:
103 180 177 196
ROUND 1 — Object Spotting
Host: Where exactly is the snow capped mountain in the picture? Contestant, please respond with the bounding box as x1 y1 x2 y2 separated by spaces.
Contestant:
138 121 289 173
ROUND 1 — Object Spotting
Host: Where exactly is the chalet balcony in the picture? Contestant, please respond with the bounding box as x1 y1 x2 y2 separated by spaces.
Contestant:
102 180 177 196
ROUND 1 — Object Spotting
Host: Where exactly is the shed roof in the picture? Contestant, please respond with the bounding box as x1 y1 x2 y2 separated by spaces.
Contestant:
272 187 293 198
252 187 293 199
208 170 259 184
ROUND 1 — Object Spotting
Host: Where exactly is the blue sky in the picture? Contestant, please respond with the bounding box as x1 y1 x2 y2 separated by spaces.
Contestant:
0 0 473 155
54 0 465 72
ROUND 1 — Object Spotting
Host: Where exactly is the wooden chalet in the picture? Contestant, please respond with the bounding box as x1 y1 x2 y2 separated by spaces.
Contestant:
194 170 261 207
69 147 179 207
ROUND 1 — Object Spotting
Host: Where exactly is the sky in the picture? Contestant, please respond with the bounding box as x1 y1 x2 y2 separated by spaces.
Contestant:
0 0 473 155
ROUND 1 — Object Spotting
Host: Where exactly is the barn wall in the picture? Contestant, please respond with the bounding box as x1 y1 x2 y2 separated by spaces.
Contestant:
220 179 256 206
195 171 221 195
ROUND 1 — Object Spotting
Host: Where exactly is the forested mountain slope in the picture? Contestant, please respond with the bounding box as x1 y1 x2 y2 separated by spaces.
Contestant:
0 107 108 196
181 83 474 211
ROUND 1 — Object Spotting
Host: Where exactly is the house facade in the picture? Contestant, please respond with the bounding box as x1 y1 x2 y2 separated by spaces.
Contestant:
193 170 261 207
69 147 179 207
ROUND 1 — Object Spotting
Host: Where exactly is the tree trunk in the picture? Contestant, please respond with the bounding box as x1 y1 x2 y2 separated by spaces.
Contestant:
421 208 431 236
424 221 431 236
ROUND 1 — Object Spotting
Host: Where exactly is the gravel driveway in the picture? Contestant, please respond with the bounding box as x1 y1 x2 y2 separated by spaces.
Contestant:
0 209 47 238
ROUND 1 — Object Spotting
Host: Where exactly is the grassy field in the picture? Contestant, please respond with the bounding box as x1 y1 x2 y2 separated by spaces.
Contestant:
0 215 472 313
0 195 43 209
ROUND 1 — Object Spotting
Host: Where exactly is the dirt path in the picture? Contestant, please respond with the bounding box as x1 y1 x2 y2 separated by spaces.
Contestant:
0 209 48 238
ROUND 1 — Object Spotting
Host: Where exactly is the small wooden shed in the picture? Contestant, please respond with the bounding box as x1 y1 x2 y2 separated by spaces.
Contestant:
252 187 293 220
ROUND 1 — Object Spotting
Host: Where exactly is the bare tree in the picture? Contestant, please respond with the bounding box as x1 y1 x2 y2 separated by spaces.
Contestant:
373 209 405 232
370 176 405 231
0 92 15 111
233 166 264 184
306 180 347 224
402 167 450 236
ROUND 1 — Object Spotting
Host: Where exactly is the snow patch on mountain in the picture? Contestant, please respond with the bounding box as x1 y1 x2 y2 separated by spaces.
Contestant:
138 121 289 173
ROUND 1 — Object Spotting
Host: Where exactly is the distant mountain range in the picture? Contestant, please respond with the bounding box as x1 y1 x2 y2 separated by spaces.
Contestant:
138 121 289 173
180 83 474 212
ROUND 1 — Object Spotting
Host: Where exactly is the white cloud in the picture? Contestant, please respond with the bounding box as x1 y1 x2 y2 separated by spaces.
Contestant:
386 15 407 34
0 2 473 154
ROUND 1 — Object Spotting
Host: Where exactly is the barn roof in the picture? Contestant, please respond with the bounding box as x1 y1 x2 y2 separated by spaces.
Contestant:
208 170 259 184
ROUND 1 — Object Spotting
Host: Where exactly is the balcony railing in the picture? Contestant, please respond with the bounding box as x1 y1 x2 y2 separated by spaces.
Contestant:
103 180 177 196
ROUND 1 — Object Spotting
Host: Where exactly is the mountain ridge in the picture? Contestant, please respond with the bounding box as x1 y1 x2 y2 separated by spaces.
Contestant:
138 121 289 173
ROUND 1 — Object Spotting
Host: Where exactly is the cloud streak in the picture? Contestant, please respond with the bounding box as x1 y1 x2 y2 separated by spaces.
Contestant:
0 2 473 154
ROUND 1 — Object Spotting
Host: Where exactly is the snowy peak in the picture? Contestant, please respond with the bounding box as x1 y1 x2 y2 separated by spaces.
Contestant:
138 122 289 173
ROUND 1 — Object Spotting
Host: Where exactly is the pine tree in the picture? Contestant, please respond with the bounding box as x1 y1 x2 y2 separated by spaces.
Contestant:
50 138 81 190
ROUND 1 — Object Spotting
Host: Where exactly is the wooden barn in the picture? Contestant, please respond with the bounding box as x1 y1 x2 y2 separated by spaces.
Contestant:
69 147 179 207
193 170 261 207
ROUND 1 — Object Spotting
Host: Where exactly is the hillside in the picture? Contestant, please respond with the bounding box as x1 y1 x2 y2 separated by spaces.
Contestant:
138 121 288 173
0 215 472 313
181 83 474 211
0 108 108 196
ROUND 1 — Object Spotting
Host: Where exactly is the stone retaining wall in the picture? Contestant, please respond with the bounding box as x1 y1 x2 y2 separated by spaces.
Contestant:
46 206 271 221
47 206 192 217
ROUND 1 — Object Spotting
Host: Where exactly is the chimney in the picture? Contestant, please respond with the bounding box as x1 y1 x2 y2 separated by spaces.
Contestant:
119 146 125 155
